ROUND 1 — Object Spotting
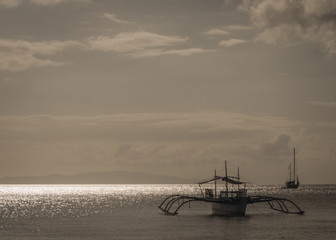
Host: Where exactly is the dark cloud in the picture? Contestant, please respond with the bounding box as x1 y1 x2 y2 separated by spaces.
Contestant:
241 0 336 55
261 134 292 157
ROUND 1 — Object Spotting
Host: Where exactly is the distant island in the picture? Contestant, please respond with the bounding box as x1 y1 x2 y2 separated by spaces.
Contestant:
0 171 195 184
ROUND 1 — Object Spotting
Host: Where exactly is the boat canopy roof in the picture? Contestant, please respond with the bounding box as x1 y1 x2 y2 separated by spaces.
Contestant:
198 176 222 185
198 176 244 185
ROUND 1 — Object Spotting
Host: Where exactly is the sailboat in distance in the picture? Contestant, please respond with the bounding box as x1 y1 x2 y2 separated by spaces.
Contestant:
285 148 300 189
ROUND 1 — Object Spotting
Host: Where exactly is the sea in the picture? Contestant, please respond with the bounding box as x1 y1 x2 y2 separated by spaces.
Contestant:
0 184 335 239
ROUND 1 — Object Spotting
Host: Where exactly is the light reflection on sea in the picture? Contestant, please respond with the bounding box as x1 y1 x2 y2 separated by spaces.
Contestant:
0 184 335 239
0 184 199 219
0 184 335 219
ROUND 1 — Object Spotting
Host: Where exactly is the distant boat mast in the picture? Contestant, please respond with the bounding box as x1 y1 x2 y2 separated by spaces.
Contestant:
293 148 296 183
285 147 300 189
225 160 228 195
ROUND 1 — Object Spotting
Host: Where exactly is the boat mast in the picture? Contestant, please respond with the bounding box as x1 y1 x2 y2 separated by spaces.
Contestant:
214 169 217 198
289 163 292 182
238 167 240 191
225 160 228 195
293 148 296 184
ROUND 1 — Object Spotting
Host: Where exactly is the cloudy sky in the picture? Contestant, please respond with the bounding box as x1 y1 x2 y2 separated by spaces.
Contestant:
0 0 335 184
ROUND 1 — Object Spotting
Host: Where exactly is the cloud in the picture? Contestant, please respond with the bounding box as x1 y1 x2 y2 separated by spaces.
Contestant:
0 112 292 172
87 32 188 53
308 101 336 109
204 25 251 37
1 112 335 182
0 112 294 142
87 31 214 57
0 39 81 72
0 0 90 7
30 0 90 5
0 0 21 8
102 13 135 25
240 0 336 55
261 134 292 157
0 39 80 55
0 31 213 71
219 38 248 47
204 29 230 36
130 48 216 58
226 25 252 30
0 52 60 72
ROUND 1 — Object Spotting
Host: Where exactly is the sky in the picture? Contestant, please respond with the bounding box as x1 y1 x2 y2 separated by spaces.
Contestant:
0 0 335 184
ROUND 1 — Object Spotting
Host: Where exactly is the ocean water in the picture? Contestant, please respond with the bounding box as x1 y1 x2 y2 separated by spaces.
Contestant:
0 184 335 239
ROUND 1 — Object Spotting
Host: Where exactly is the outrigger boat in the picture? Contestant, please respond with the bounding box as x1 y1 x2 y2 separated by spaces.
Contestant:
159 161 304 216
198 161 247 216
285 148 300 189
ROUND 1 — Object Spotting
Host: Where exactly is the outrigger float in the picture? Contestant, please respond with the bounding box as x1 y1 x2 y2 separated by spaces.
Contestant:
159 161 304 216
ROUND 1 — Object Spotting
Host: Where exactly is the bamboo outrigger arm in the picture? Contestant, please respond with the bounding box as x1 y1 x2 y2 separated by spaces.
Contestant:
158 195 205 215
247 195 305 215
158 194 305 215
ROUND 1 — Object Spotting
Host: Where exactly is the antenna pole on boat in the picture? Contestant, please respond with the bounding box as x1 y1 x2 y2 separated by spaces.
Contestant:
294 148 296 184
214 169 217 198
238 167 240 191
289 163 292 182
225 160 228 197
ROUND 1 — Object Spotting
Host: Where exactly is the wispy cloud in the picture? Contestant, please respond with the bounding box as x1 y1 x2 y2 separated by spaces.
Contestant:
1 112 335 181
0 39 81 55
226 25 252 30
102 13 135 25
308 101 336 109
0 111 300 178
0 112 294 142
87 31 214 57
130 48 216 58
240 0 336 55
0 31 214 71
204 25 251 37
219 38 248 47
30 0 90 5
87 32 188 53
0 0 90 7
0 0 21 8
204 29 229 36
0 39 81 72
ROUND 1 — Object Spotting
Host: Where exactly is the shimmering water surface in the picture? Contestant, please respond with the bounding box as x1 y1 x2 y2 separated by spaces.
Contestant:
0 184 335 239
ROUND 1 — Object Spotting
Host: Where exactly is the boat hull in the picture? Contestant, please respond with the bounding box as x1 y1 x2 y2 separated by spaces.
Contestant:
285 181 299 189
209 198 247 216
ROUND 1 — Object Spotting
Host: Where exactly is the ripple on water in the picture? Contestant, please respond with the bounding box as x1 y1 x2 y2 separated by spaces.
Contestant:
0 184 334 220
0 185 198 219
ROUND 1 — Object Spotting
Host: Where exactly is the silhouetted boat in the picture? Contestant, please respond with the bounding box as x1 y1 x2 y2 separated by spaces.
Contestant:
159 161 304 216
285 148 300 189
198 161 247 216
